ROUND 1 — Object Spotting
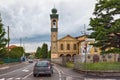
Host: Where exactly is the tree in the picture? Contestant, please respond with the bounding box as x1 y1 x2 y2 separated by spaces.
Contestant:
41 43 48 58
35 47 42 59
35 43 49 59
0 14 8 60
0 13 8 57
88 0 120 54
9 47 25 58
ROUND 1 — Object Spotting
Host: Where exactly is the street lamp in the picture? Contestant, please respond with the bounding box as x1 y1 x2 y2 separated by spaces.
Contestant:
83 41 88 77
84 41 87 63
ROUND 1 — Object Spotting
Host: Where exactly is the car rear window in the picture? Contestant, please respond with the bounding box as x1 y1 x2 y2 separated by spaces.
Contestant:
36 61 49 67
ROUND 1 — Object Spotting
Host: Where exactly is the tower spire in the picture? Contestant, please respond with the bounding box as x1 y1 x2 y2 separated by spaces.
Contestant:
54 4 55 8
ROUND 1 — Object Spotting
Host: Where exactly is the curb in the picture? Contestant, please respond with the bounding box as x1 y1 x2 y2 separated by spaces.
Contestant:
74 68 120 77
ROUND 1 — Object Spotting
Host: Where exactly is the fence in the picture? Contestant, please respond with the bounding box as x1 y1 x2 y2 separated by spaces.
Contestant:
51 54 120 68
51 56 71 66
74 54 120 70
74 54 120 63
2 58 20 63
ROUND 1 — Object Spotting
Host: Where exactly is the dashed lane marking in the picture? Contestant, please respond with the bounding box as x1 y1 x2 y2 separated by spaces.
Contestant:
15 78 21 80
22 68 29 72
66 76 73 80
22 72 33 79
0 63 34 77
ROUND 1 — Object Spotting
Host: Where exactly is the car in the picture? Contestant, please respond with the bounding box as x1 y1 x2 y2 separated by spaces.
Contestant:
28 59 33 63
33 60 53 77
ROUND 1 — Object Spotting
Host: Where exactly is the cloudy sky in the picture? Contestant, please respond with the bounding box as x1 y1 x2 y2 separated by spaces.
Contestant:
0 0 96 52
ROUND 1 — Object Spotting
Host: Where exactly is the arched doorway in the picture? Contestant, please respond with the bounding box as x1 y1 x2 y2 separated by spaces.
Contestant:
72 54 76 62
93 54 99 63
59 54 64 57
66 54 71 62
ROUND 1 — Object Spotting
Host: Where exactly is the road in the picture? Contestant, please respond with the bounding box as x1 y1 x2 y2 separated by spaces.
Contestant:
0 61 120 80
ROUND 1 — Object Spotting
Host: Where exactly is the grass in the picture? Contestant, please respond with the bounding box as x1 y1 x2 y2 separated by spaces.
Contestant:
81 62 120 71
66 62 74 68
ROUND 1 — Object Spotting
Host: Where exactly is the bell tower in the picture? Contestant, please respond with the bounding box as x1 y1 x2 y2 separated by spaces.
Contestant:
50 8 59 58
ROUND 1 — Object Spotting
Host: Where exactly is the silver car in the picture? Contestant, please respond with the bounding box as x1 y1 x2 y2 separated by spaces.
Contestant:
33 60 53 77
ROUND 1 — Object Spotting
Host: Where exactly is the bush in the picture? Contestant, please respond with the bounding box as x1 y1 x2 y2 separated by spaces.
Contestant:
0 61 4 64
66 62 74 68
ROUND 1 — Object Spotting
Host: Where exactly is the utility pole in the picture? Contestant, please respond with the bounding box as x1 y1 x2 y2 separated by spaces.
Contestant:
82 24 87 76
84 24 87 35
20 38 22 47
81 24 87 36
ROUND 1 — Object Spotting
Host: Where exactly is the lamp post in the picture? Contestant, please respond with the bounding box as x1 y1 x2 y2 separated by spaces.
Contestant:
84 42 87 63
84 41 87 76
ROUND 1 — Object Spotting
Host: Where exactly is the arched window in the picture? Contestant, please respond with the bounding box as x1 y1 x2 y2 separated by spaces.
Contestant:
53 20 56 28
73 44 77 50
67 44 70 50
60 44 63 50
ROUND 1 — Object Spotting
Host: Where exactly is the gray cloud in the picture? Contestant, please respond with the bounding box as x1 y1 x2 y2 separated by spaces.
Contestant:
0 0 96 52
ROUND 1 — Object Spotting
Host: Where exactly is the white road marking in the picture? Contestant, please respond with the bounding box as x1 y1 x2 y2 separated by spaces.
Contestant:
66 76 73 80
0 63 33 77
0 78 5 80
22 72 33 79
15 78 21 80
54 66 62 80
0 66 9 70
54 65 84 80
22 68 29 72
7 78 13 80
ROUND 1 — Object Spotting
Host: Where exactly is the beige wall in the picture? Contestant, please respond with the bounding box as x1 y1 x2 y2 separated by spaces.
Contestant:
51 53 58 58
51 35 101 58
57 36 79 57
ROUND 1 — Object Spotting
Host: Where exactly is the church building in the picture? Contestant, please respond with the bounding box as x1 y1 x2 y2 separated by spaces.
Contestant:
50 8 100 59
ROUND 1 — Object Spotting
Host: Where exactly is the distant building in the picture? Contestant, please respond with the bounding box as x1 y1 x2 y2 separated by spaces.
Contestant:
50 8 100 58
6 45 17 51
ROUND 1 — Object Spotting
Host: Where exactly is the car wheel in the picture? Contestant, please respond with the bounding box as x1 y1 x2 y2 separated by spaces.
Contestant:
52 70 53 74
49 74 51 77
33 74 37 77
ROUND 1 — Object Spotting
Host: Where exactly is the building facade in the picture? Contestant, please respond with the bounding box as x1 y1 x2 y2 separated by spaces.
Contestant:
50 8 100 59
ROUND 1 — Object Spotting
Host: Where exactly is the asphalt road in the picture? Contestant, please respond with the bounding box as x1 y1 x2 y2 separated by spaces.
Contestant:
0 61 120 80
